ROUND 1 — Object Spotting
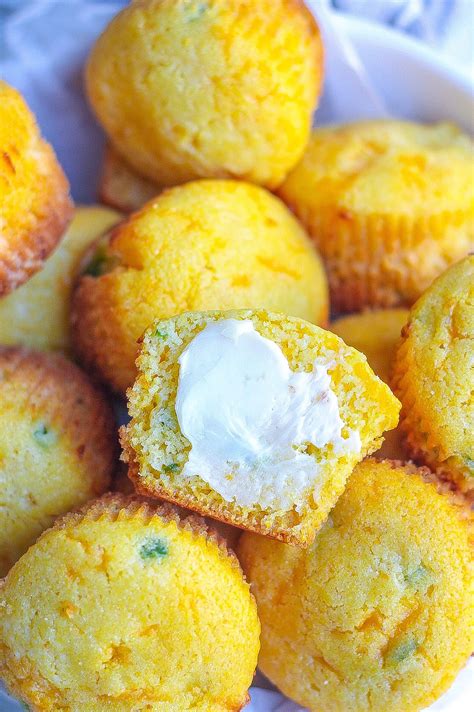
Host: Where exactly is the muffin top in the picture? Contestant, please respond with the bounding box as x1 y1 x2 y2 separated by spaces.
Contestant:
0 347 116 488
279 120 474 216
122 308 399 545
238 458 474 711
0 494 259 711
86 0 322 188
392 255 474 486
0 81 73 295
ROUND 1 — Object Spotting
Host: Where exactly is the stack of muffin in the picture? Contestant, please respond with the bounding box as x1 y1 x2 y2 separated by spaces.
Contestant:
0 2 472 711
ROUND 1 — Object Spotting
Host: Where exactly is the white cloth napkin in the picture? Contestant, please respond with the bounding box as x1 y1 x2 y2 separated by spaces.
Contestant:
328 0 474 70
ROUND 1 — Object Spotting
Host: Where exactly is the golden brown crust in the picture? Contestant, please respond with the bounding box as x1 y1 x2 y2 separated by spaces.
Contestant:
71 180 329 394
0 649 65 712
123 451 257 546
393 349 474 498
238 458 473 712
86 0 323 189
70 270 138 394
0 82 73 296
119 307 399 547
112 462 244 552
377 458 472 507
0 644 251 712
374 458 474 547
0 138 73 296
287 0 324 49
126 450 474 549
390 256 474 495
0 346 117 495
0 491 256 711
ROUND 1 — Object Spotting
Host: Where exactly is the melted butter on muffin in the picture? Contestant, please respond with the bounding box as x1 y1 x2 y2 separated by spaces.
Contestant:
121 308 399 546
176 318 361 511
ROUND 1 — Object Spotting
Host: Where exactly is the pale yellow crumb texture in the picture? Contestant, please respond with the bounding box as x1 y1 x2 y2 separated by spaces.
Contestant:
0 206 121 353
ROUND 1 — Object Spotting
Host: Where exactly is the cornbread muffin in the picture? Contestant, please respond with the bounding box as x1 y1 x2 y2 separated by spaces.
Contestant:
238 459 474 712
392 256 474 495
72 180 329 393
121 309 400 546
86 0 323 189
0 81 73 296
332 309 408 459
0 494 260 711
0 206 121 353
100 144 159 213
0 347 116 576
278 120 474 311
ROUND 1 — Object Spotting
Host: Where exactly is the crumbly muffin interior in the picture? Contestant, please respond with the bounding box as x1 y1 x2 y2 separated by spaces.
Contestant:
123 309 400 544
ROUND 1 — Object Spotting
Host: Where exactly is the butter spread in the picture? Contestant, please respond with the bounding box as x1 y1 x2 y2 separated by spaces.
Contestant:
175 319 360 511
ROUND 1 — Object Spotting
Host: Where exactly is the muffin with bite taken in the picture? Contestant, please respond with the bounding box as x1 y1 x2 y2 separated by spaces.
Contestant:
121 308 400 546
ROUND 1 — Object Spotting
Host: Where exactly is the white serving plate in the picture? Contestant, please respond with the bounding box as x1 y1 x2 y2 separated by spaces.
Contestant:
329 12 473 130
0 4 472 711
